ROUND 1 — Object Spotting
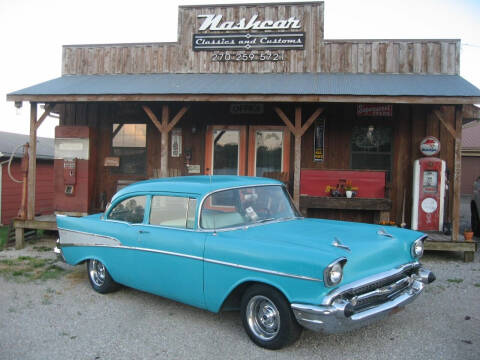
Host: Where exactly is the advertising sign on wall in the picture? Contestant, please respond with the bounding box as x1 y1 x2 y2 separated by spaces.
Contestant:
314 117 325 162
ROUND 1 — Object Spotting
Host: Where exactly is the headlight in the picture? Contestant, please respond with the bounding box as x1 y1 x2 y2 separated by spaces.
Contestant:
411 238 424 258
324 258 347 287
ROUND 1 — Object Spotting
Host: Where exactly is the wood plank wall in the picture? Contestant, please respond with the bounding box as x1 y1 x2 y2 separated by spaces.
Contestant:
59 101 457 226
61 3 460 75
301 104 457 225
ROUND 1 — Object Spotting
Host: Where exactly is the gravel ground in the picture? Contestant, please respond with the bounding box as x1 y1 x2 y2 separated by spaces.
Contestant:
0 238 479 360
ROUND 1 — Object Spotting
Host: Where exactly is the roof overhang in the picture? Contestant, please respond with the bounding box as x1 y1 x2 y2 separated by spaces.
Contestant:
7 73 480 104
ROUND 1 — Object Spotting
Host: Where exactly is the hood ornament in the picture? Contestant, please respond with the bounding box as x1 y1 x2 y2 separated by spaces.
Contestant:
377 227 394 238
332 237 351 252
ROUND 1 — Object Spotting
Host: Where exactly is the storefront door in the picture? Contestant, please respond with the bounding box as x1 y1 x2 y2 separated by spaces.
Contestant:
205 125 290 178
205 126 247 175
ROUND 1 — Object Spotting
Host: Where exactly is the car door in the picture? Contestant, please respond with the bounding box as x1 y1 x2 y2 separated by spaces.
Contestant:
99 194 149 287
134 194 206 309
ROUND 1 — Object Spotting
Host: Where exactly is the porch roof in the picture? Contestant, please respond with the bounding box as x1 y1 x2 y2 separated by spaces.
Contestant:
7 73 480 104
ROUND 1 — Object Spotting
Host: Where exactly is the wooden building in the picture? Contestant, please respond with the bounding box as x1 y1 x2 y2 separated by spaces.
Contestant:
6 2 480 257
0 132 54 225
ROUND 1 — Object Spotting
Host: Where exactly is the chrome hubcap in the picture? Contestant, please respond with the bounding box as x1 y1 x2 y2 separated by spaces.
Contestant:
246 295 280 341
89 260 106 287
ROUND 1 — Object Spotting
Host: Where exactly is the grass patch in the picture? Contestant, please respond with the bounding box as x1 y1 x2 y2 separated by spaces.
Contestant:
0 256 67 282
447 278 464 284
33 245 53 252
0 226 9 250
474 283 480 288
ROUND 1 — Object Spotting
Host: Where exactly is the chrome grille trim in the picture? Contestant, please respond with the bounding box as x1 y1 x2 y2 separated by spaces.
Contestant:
322 262 421 306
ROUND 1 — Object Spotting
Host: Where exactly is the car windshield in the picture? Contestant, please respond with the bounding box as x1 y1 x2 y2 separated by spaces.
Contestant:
200 185 301 229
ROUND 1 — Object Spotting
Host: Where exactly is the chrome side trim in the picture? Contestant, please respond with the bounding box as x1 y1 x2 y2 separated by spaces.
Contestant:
321 261 421 305
205 257 323 282
59 241 322 283
58 228 121 247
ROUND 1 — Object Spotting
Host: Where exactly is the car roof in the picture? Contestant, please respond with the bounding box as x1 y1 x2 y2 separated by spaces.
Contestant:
112 175 282 201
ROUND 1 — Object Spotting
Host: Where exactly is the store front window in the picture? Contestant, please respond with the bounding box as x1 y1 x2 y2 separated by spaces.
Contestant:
213 129 240 175
254 130 283 177
351 125 392 179
112 123 147 175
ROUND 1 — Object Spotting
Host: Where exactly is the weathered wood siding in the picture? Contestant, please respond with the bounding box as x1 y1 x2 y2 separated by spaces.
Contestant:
61 3 460 75
58 101 459 226
1 160 54 225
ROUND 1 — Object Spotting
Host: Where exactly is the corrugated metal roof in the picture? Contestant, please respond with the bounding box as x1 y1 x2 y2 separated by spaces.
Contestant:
7 73 480 97
0 132 54 160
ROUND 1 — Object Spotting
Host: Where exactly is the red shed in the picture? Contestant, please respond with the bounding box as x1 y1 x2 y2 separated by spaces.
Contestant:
0 132 54 225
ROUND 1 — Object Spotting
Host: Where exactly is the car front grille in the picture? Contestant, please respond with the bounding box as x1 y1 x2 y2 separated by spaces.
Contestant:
332 263 420 314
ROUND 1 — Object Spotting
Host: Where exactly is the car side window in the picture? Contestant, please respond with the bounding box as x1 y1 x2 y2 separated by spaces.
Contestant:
149 196 197 229
107 196 146 223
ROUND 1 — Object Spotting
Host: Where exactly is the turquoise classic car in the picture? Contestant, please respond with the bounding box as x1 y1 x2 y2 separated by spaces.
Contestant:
55 176 435 349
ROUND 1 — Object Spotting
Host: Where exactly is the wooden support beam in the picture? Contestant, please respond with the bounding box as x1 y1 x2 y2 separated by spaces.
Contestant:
34 104 53 131
274 107 296 134
433 108 456 138
274 106 324 209
142 105 162 132
300 107 324 136
451 105 463 241
166 106 189 133
27 102 37 221
142 104 189 178
293 106 302 208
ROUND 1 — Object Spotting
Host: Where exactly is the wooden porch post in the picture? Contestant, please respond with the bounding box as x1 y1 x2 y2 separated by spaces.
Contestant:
27 102 37 220
142 104 189 177
17 102 52 249
274 106 324 208
451 105 463 241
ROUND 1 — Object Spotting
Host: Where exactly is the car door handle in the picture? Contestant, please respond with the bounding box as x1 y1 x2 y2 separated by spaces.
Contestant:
138 230 150 234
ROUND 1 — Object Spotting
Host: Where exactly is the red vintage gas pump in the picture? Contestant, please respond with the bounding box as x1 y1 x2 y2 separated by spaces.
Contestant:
411 137 446 231
54 126 95 215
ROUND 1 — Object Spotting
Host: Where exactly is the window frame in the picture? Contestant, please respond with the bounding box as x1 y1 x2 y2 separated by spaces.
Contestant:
350 124 393 181
148 194 198 230
105 194 148 224
111 122 147 176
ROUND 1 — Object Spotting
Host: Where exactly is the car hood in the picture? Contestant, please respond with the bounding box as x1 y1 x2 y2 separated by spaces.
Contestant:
241 218 425 283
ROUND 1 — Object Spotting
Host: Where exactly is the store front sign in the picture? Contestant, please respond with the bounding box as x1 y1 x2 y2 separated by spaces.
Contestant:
357 104 393 117
197 14 301 31
193 32 304 51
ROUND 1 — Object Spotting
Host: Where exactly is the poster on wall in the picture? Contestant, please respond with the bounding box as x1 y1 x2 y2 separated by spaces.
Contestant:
171 128 182 157
314 117 325 162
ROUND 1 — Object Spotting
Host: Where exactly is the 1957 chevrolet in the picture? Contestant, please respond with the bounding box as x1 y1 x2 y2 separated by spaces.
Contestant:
55 176 435 349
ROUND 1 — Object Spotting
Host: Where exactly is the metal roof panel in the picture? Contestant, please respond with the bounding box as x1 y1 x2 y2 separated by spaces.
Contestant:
7 73 480 97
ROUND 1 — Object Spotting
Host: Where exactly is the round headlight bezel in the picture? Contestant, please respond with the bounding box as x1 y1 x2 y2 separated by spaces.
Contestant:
324 258 347 287
411 238 425 258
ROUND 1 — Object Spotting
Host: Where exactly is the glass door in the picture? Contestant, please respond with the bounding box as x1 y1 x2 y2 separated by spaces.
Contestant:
205 126 247 175
248 126 290 178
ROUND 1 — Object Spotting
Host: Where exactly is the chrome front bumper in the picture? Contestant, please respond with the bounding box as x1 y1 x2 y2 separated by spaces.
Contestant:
54 239 65 262
291 264 435 333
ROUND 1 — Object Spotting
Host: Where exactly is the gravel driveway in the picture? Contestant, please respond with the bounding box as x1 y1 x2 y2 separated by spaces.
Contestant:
0 239 479 360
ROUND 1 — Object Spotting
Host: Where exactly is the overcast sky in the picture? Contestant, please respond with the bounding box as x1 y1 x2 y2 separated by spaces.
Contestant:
1 0 479 138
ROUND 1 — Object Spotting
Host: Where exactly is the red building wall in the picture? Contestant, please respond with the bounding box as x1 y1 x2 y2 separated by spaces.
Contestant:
1 160 54 225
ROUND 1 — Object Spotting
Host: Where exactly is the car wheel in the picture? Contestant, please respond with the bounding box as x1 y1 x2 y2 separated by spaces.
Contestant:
240 284 302 349
471 202 480 236
87 259 119 294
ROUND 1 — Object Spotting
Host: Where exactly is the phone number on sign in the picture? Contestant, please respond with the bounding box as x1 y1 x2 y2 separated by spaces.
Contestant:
212 52 286 62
